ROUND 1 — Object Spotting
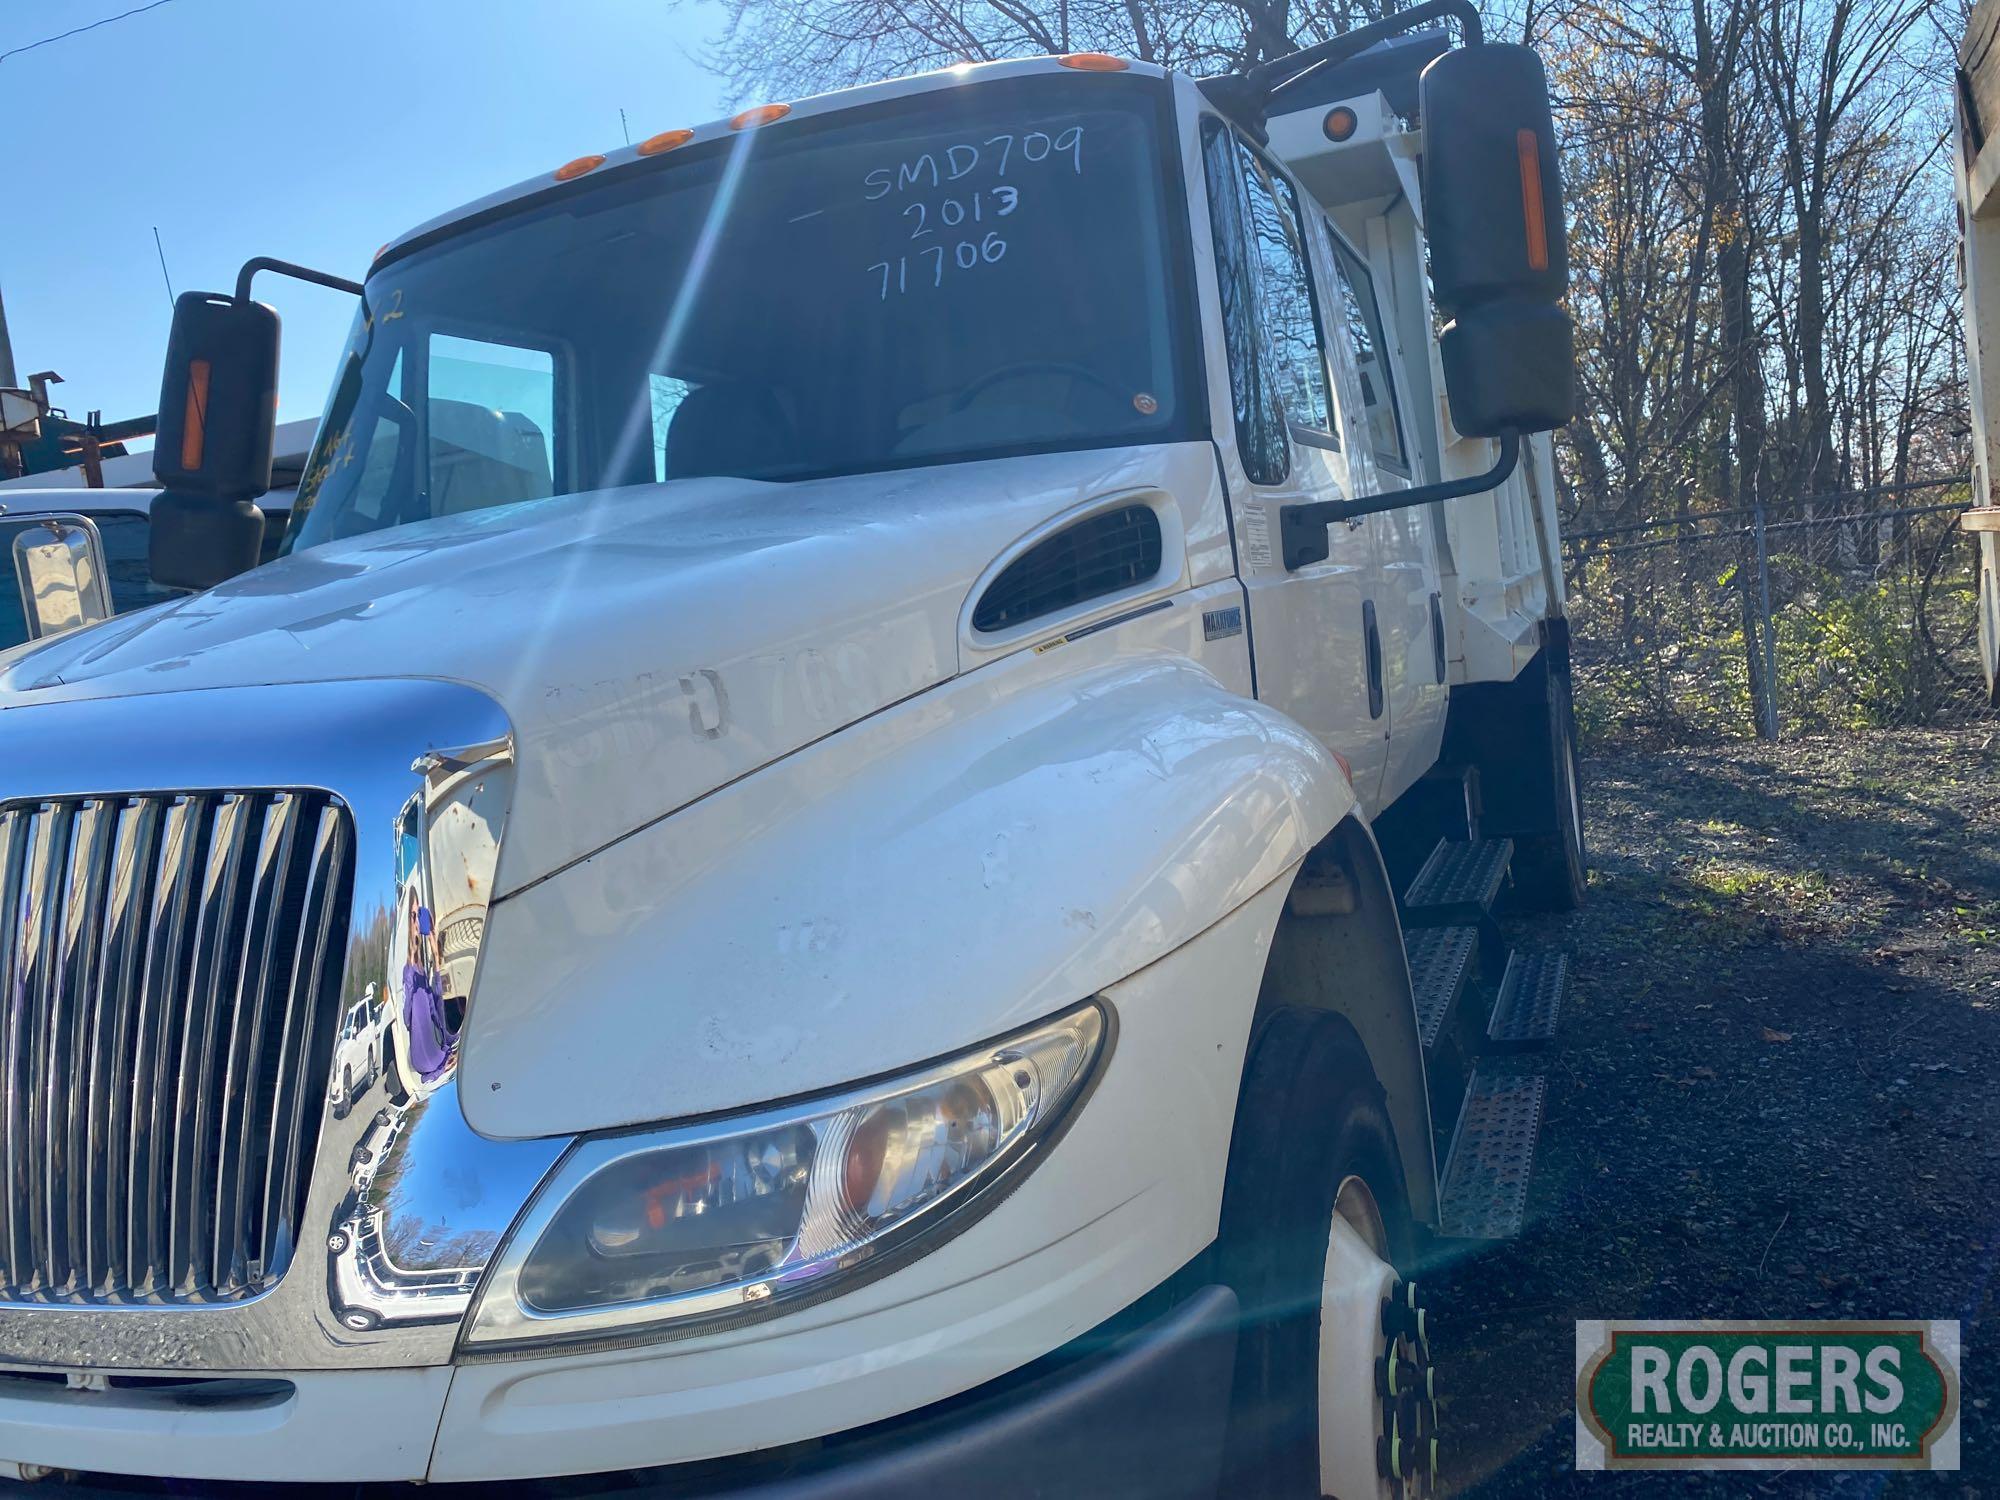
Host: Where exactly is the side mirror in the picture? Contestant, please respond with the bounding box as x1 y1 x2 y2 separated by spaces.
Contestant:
1419 43 1575 437
9 515 113 641
151 290 280 589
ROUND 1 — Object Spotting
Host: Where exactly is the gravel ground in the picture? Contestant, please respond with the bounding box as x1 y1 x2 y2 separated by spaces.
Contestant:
1433 728 2000 1498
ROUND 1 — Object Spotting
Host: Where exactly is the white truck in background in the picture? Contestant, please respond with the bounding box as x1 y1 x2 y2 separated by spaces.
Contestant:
0 2 1582 1493
1957 0 2000 702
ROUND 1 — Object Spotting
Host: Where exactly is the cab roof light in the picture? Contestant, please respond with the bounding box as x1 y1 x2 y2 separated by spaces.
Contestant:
730 103 791 130
554 153 607 182
637 127 695 156
1324 105 1359 141
1058 51 1128 71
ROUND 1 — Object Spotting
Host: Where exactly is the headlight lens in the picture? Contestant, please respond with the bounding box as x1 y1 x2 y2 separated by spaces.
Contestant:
466 1002 1106 1348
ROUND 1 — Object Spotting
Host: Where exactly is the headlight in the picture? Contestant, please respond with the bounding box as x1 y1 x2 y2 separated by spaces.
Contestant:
465 1002 1107 1350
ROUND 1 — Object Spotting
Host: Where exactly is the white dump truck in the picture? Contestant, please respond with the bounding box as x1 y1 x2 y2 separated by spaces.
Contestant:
0 3 1582 1493
1958 0 2000 702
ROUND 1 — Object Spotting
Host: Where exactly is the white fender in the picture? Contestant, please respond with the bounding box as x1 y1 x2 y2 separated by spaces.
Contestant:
463 614 1355 1139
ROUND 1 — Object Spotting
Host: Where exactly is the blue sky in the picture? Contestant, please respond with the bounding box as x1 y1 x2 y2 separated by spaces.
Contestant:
0 0 727 437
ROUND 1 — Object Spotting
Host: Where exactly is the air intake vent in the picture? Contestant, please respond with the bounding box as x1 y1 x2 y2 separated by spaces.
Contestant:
973 505 1164 633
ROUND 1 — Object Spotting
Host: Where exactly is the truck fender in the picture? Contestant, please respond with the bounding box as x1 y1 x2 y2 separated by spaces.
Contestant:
1261 819 1441 1229
463 649 1356 1140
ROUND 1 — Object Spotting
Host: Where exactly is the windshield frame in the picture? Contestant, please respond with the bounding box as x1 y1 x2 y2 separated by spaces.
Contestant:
288 69 1209 554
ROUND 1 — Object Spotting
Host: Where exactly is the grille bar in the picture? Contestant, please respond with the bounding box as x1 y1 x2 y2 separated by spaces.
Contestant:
0 792 351 1306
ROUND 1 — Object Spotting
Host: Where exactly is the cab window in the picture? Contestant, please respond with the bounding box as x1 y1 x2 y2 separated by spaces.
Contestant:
1327 235 1410 476
1200 120 1337 485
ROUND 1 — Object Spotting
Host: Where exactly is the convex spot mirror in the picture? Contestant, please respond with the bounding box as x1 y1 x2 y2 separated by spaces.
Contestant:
1419 43 1576 438
8 515 112 642
151 290 279 589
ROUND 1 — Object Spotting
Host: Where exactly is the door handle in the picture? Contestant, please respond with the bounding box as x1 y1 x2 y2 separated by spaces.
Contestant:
1363 599 1384 720
1430 591 1447 684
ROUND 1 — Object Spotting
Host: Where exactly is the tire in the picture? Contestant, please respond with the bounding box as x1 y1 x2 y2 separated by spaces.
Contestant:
1218 1010 1419 1499
335 1065 353 1120
1509 650 1586 912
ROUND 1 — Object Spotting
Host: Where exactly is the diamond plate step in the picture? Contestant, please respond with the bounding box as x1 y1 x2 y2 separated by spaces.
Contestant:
1407 925 1479 1051
1403 838 1513 927
1437 1070 1546 1239
1487 951 1569 1051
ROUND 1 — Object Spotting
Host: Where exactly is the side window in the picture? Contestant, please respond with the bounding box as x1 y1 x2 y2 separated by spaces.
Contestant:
1200 121 1337 485
1328 236 1410 476
426 334 558 517
1235 140 1334 440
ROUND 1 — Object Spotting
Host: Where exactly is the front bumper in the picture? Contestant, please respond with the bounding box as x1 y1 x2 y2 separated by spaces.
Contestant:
4 1285 1238 1498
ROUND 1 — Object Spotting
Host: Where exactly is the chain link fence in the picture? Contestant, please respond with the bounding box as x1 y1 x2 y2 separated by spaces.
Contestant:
1562 477 1995 745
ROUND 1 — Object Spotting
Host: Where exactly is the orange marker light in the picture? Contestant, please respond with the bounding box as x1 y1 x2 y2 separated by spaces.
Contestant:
1517 128 1549 272
637 128 695 156
181 359 210 472
554 153 607 182
1058 51 1128 71
1324 106 1358 142
731 103 791 130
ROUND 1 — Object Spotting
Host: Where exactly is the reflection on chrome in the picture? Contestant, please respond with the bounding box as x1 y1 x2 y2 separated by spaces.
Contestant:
326 734 565 1332
0 681 573 1370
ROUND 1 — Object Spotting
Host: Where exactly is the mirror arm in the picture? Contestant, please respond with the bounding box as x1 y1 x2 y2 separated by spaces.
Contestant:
235 256 365 304
1280 433 1521 571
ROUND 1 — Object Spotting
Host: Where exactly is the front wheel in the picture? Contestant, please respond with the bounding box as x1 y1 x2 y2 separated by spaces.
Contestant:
1219 1012 1433 1498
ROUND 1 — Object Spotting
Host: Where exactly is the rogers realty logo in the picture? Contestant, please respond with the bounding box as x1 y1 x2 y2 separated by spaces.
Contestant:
1575 1321 1961 1471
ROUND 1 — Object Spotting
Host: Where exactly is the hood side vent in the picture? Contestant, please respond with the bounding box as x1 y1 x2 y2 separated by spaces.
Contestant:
972 505 1164 633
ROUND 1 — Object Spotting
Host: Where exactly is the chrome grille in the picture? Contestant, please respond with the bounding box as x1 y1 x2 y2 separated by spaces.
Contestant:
0 791 353 1305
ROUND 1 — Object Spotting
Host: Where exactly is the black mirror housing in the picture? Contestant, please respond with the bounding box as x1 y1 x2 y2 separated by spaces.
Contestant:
1440 298 1575 439
149 491 265 593
154 291 280 498
1420 43 1577 435
150 291 280 590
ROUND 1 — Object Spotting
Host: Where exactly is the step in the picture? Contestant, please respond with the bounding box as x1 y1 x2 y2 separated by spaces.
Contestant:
1407 925 1479 1052
1403 838 1514 927
1486 951 1569 1051
1437 1069 1546 1240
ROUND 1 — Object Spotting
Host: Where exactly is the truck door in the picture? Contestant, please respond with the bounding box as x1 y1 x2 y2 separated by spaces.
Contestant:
1197 119 1389 807
1324 229 1446 805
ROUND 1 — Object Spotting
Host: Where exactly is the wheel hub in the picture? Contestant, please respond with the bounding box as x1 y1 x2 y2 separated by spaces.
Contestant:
1374 1277 1440 1497
1317 1179 1440 1499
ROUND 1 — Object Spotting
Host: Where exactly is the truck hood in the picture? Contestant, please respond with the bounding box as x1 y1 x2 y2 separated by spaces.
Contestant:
0 445 1210 890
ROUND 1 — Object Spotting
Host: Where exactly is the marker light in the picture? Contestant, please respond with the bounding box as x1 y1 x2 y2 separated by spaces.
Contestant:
637 128 695 157
1324 105 1359 142
180 360 210 472
1058 51 1128 71
553 154 607 182
731 103 791 130
467 1002 1107 1349
1517 128 1549 272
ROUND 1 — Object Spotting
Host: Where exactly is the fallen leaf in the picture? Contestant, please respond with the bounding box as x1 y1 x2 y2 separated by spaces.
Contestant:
1692 1066 1718 1079
1761 1027 1793 1043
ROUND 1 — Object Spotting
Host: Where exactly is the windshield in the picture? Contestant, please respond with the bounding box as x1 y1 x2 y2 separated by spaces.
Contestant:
287 72 1196 552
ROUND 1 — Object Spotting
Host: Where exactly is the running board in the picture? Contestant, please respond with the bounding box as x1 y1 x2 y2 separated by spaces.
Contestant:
1436 1070 1546 1240
1403 838 1513 928
1487 951 1568 1051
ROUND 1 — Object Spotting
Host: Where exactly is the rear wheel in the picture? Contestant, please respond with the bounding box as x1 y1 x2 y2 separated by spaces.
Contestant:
1219 1012 1431 1498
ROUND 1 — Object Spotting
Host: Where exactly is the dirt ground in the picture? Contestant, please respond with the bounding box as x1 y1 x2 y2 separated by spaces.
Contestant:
1433 728 2000 1498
